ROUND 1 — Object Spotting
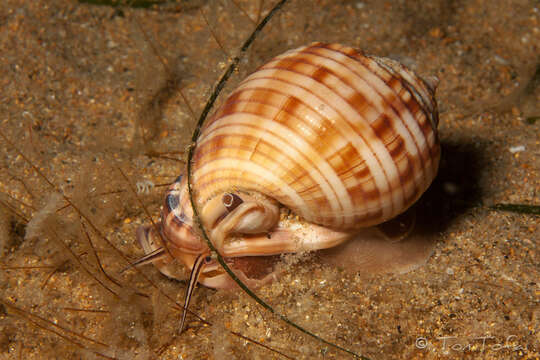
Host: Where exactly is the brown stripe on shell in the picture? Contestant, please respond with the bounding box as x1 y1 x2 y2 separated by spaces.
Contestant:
384 135 417 203
345 184 384 225
394 83 437 151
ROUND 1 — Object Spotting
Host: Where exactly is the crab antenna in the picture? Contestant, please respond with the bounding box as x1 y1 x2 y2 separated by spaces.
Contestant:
119 247 167 274
179 253 210 334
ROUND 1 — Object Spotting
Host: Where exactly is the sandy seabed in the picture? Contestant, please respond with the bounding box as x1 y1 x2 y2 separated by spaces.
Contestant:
0 1 538 359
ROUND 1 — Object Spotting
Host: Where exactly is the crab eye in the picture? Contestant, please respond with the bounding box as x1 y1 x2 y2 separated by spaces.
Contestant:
166 193 180 212
204 255 213 263
222 193 243 212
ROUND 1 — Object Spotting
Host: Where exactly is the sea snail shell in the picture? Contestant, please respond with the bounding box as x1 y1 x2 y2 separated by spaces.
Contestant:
136 42 440 292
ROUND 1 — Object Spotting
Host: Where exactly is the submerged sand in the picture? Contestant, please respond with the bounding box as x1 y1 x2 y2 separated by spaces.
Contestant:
0 0 538 359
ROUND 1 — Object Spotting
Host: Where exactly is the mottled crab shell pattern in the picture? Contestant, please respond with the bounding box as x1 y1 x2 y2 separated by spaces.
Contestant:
192 42 440 230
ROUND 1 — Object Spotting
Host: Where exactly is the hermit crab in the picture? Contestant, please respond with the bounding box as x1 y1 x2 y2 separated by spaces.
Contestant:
135 42 440 332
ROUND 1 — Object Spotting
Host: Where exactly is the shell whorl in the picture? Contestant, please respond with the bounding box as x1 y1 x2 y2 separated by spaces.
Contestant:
192 42 440 230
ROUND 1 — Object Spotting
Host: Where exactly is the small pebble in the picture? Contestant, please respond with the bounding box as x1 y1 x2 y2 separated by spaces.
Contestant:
508 145 525 153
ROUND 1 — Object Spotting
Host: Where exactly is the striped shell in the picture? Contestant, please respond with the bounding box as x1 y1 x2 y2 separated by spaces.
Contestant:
191 42 440 230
